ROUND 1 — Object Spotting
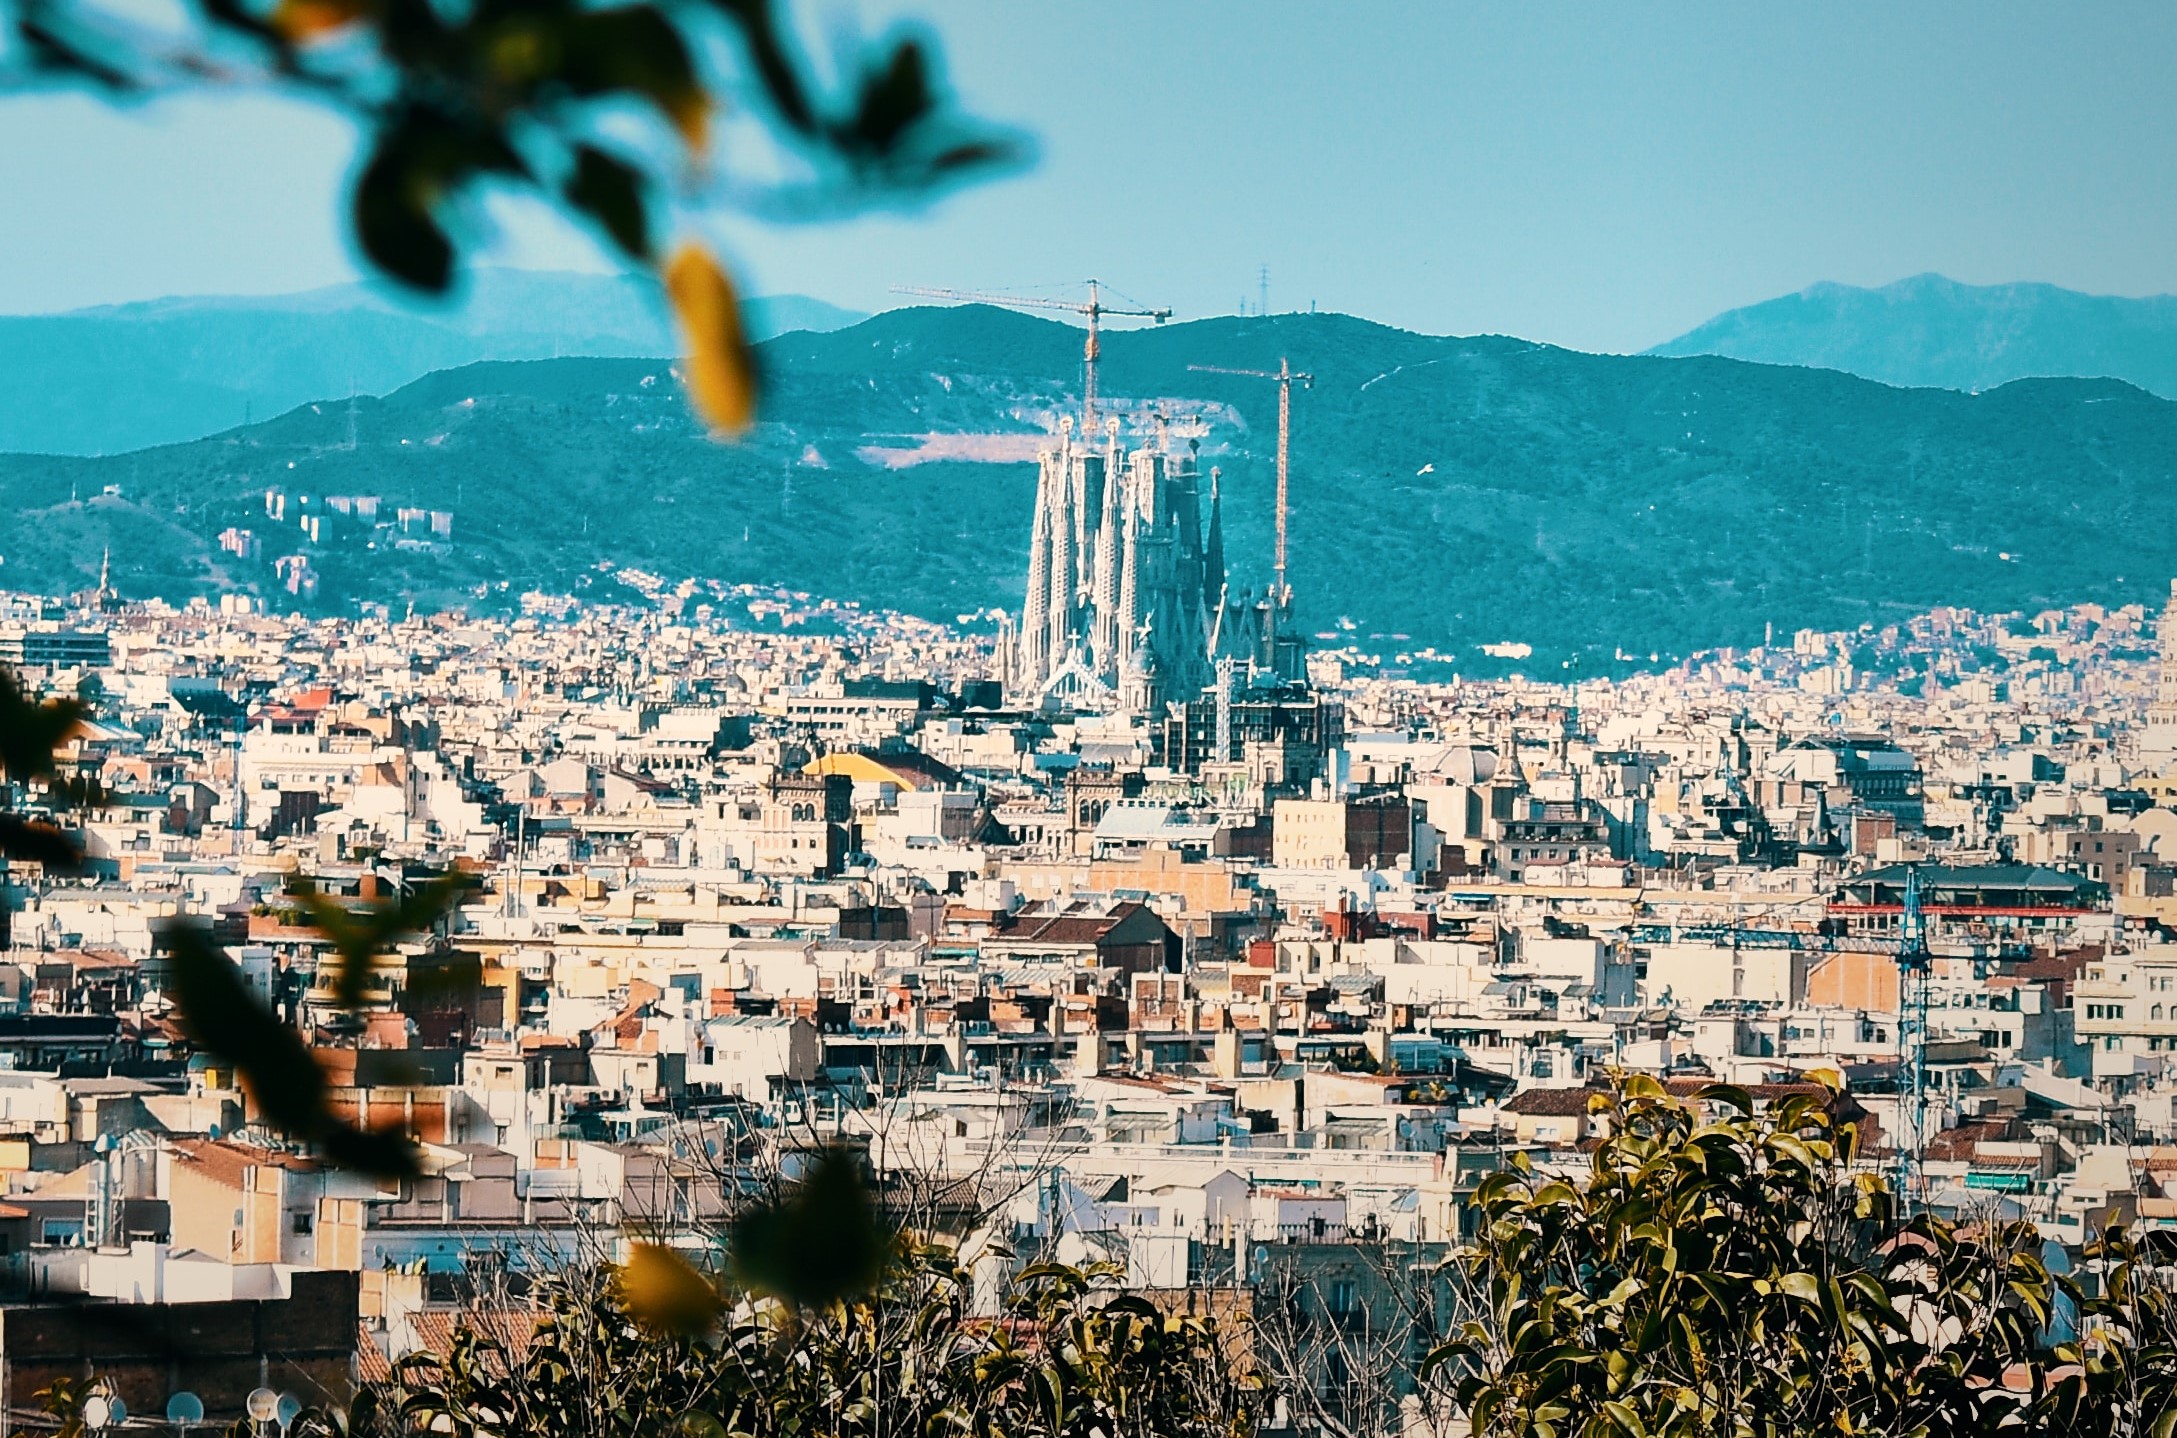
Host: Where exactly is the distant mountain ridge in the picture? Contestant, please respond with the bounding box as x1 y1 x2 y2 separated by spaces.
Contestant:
3 304 2174 669
0 271 866 457
1648 273 2177 397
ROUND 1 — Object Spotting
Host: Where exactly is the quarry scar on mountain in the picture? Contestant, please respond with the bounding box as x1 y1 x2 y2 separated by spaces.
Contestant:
854 433 1049 468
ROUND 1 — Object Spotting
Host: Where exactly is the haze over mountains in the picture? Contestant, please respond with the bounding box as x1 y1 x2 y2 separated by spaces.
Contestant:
18 268 2177 464
3 303 2174 671
0 271 865 457
1649 274 2177 397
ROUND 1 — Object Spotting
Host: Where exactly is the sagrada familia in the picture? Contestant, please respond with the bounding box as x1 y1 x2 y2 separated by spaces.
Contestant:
1005 415 1299 714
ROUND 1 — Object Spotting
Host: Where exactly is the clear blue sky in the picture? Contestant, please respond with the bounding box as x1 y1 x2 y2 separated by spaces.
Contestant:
4 1 2176 352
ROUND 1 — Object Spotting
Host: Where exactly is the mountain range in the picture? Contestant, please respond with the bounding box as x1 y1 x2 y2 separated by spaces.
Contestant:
0 271 865 458
1648 274 2177 397
3 303 2174 671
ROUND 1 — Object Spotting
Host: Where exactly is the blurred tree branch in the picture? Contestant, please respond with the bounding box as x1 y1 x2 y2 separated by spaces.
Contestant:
0 0 1024 430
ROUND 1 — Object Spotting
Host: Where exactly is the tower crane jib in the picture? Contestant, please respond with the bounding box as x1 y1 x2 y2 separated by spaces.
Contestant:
892 280 1172 434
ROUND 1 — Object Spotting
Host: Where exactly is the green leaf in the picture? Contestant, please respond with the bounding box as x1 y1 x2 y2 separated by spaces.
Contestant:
845 37 934 156
162 921 419 1176
563 6 708 150
352 107 527 293
730 1146 888 1306
354 133 455 292
1778 1273 1821 1304
0 813 83 870
0 667 82 787
291 871 470 1010
566 144 651 260
1693 1083 1753 1115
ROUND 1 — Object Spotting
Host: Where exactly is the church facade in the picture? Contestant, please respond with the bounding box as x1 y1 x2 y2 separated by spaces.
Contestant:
1012 417 1223 713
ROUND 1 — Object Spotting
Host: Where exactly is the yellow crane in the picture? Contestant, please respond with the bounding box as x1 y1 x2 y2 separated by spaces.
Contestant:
893 280 1172 433
1187 357 1313 604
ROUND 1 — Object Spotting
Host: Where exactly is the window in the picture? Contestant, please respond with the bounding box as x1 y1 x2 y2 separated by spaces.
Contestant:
292 1210 313 1235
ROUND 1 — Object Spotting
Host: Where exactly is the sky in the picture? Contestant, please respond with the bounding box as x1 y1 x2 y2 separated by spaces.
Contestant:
4 1 2177 352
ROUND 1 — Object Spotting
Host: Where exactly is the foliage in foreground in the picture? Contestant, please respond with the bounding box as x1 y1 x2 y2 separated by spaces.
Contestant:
24 651 2177 1438
360 1250 1259 1438
6 0 1018 434
1434 1073 2177 1438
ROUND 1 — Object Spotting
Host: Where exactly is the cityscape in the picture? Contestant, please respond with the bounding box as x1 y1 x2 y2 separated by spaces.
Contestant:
5 405 2177 1415
11 3 2177 1433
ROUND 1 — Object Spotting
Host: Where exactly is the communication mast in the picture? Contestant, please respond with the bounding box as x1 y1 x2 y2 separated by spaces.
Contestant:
893 280 1172 433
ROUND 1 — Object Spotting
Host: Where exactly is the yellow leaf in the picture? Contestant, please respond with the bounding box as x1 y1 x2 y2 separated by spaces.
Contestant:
619 1242 722 1336
666 94 714 158
269 0 365 41
665 245 755 435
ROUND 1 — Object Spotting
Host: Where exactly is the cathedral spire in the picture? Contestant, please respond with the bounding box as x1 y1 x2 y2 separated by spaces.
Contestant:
1204 466 1226 594
1018 451 1056 693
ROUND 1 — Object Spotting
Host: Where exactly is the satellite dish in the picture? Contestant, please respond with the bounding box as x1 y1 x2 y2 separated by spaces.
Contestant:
246 1387 280 1423
81 1393 114 1431
277 1394 303 1427
106 1398 128 1426
167 1391 205 1425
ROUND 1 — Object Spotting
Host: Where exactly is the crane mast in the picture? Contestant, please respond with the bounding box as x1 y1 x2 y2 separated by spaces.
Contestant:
1187 357 1313 604
893 279 1172 434
1656 864 1936 1219
1894 862 1933 1214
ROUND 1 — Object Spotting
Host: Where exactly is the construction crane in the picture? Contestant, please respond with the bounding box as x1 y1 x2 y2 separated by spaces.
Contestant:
1187 358 1313 604
1635 862 1937 1214
892 280 1171 434
1892 863 1934 1212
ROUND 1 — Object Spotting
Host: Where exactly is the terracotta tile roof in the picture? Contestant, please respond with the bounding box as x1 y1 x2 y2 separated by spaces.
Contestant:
403 1307 541 1369
1925 1119 2017 1163
356 1326 393 1385
1502 1087 1594 1117
2009 949 2095 982
168 1137 319 1189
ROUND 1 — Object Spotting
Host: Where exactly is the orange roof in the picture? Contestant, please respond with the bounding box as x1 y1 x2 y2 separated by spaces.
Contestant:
167 1137 320 1189
356 1326 393 1385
